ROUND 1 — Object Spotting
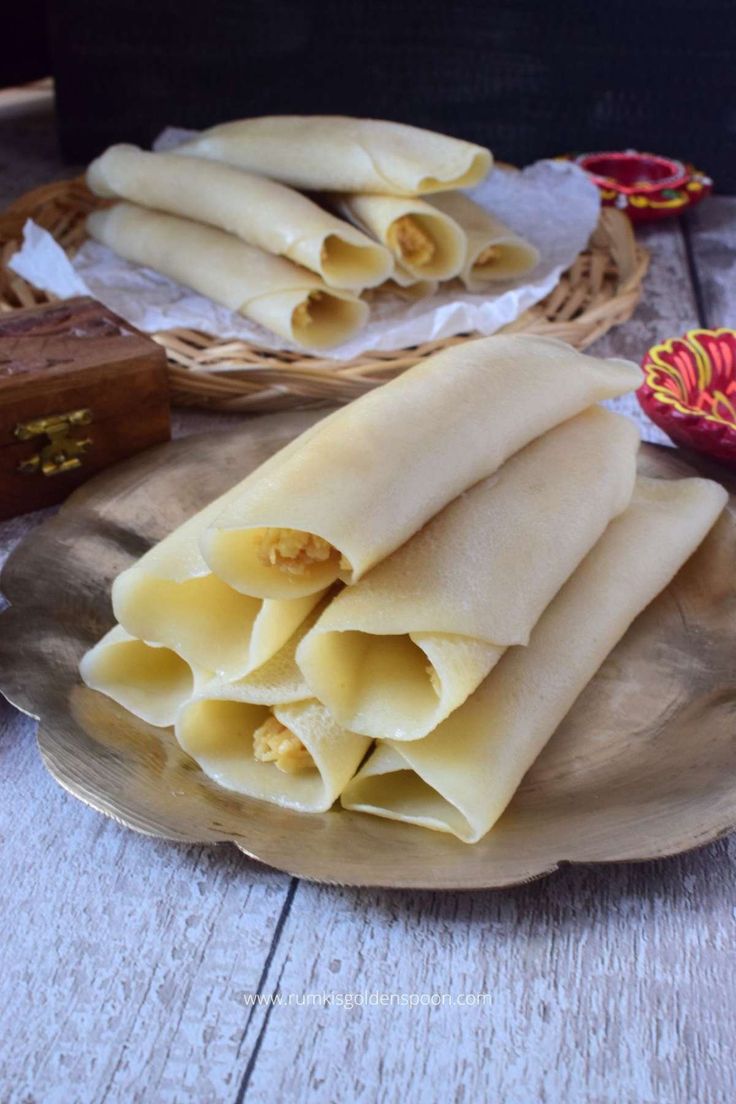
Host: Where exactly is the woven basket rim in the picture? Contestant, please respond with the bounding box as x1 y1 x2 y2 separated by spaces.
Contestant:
0 175 649 411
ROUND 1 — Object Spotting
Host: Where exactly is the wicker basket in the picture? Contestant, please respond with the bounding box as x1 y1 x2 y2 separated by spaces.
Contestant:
0 177 649 412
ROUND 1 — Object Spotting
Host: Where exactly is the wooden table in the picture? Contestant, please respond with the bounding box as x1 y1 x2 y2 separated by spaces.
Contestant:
1 103 735 1103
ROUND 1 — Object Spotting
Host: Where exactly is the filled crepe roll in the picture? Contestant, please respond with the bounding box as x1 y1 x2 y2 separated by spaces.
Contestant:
176 115 492 196
176 699 370 813
83 590 323 727
87 145 393 291
427 192 540 289
341 476 728 841
297 408 639 741
201 335 642 600
80 625 206 727
111 471 326 682
172 601 357 805
332 194 465 280
86 204 367 349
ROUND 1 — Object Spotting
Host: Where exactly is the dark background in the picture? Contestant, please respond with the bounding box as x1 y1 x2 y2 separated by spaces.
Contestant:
9 0 736 191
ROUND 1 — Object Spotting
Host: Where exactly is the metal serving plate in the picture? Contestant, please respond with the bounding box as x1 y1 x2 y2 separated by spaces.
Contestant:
1 411 735 889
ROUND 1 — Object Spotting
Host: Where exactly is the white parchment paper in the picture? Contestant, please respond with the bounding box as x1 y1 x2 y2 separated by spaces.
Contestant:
9 148 602 360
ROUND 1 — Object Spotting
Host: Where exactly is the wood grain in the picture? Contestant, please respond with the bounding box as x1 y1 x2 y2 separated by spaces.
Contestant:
243 845 736 1104
0 700 290 1103
1 182 735 1104
592 218 701 446
686 196 736 329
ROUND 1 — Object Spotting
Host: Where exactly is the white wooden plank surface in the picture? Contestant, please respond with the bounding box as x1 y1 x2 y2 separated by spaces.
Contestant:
0 411 295 1104
243 844 736 1104
1 101 735 1103
0 703 290 1104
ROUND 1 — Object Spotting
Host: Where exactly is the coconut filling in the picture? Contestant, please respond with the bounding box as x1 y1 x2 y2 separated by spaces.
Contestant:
386 216 436 268
257 527 347 579
252 714 316 775
475 244 502 266
471 241 538 279
292 290 325 330
175 699 329 803
290 289 364 346
203 526 346 599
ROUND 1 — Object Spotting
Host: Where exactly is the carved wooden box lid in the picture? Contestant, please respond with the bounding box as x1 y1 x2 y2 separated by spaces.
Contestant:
0 296 170 520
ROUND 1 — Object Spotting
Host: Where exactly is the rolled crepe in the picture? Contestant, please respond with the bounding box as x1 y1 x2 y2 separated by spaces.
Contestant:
176 115 492 196
192 597 323 705
341 476 728 841
82 589 323 727
112 469 326 682
86 204 367 349
176 699 370 813
297 408 639 741
87 145 393 291
201 335 642 600
332 194 465 280
427 192 540 289
80 625 205 727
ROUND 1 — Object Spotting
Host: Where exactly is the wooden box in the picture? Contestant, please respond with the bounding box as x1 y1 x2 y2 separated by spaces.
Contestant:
0 296 170 521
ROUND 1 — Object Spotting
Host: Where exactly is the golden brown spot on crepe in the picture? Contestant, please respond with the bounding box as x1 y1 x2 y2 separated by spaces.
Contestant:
475 244 502 266
387 217 436 267
253 715 315 774
258 527 339 576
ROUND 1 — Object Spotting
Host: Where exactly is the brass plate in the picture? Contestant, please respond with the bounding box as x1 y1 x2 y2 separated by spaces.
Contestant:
1 411 735 889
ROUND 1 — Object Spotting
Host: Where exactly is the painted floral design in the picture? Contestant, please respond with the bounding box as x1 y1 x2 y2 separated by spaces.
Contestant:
639 329 736 467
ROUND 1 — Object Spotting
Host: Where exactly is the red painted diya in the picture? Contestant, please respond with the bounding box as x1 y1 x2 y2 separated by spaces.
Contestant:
571 151 712 222
639 329 736 468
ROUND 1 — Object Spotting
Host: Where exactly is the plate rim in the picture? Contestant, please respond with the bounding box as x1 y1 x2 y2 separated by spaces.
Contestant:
2 422 736 890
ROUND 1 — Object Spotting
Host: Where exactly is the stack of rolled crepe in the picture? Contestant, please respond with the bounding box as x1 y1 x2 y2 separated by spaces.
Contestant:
80 334 729 839
84 116 540 348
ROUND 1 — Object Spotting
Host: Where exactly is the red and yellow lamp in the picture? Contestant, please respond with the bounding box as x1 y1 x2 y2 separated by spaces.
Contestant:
639 329 736 468
566 151 712 223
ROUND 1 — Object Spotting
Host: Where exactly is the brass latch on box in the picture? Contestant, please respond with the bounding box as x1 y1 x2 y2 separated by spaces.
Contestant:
15 408 93 476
